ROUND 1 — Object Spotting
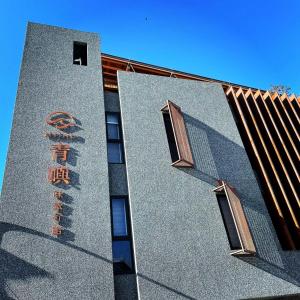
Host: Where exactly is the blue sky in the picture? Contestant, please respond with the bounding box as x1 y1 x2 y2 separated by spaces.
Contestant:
0 0 299 192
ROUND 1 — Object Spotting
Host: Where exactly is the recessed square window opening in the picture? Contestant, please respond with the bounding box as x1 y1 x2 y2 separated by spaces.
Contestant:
73 41 87 66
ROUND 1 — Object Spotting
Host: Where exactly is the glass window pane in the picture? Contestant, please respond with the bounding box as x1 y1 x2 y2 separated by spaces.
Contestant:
107 114 119 125
108 143 123 163
107 123 120 140
112 241 133 273
112 198 128 236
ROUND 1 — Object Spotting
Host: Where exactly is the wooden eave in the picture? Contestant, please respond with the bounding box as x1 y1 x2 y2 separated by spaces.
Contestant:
101 53 261 93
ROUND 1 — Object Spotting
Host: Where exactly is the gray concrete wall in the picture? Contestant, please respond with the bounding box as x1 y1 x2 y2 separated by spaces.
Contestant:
117 71 300 299
0 23 114 299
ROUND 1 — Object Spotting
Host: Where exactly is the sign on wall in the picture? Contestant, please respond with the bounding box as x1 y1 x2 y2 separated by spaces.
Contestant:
45 111 80 237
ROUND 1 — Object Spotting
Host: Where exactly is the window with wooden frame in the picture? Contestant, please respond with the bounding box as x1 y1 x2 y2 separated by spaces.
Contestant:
106 112 124 164
161 100 194 167
110 196 135 275
213 180 256 256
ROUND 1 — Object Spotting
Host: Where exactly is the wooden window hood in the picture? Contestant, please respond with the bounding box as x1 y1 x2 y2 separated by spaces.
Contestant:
161 100 194 168
213 180 256 256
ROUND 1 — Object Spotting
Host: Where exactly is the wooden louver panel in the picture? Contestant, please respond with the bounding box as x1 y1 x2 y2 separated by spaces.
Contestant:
214 180 256 255
226 87 300 250
161 100 194 167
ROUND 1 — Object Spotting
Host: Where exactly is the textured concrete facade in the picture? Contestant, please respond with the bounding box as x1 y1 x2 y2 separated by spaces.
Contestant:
117 71 300 299
0 23 114 299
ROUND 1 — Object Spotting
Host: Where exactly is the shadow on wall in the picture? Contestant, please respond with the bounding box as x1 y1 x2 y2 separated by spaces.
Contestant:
0 222 113 299
0 248 53 299
0 222 197 300
182 113 300 288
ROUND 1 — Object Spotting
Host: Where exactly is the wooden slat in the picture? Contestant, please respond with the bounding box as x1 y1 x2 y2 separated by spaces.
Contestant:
164 100 194 168
253 91 300 183
246 90 300 206
264 92 300 160
226 87 296 249
223 182 256 254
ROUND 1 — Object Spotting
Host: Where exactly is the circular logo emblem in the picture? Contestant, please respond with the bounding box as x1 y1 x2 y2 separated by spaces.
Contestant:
46 111 76 129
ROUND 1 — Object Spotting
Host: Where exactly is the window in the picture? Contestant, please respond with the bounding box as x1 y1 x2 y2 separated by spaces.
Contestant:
213 180 256 256
161 100 194 167
112 198 128 236
111 197 134 274
217 193 241 250
162 112 179 163
106 113 124 163
73 41 87 66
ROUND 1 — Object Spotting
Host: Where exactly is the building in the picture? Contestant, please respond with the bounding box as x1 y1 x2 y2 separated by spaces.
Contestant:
0 22 299 299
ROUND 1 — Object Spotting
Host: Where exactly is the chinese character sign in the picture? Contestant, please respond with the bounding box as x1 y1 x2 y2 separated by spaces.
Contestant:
51 144 70 161
45 111 79 237
48 167 70 185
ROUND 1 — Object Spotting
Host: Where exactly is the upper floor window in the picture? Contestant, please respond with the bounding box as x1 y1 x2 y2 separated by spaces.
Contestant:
73 41 87 66
111 197 134 274
106 112 124 164
161 100 194 167
213 180 256 256
107 113 121 140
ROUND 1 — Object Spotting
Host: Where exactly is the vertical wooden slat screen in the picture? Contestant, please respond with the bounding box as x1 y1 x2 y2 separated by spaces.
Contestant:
214 180 256 255
253 91 300 183
226 87 300 250
161 100 194 167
